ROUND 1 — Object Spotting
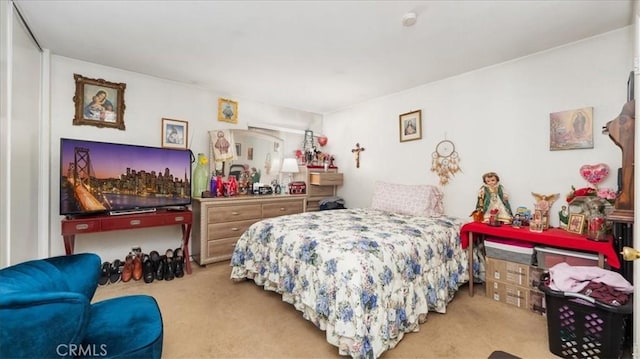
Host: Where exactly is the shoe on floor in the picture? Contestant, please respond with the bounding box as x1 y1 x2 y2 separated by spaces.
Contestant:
122 254 134 282
142 254 154 284
109 259 122 284
99 261 110 286
132 254 143 281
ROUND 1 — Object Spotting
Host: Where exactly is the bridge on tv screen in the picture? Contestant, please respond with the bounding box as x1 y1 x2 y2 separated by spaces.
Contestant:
67 146 107 212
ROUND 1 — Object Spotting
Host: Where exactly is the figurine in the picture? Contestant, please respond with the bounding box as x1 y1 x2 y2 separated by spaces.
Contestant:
475 171 513 224
250 167 261 183
531 192 559 229
531 192 559 212
558 205 569 230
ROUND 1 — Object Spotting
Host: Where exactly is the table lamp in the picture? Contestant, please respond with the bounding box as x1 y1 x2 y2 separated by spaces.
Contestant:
280 158 299 194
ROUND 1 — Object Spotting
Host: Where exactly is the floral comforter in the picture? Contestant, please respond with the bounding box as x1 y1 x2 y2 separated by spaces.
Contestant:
230 208 473 358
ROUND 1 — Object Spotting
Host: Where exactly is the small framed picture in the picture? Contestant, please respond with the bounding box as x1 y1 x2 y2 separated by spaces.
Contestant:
73 74 126 130
399 110 422 142
235 143 242 156
161 118 188 149
218 98 238 123
567 213 586 234
248 147 254 160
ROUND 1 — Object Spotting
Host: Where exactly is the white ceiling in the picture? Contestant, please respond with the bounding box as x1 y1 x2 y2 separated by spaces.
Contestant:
14 0 634 115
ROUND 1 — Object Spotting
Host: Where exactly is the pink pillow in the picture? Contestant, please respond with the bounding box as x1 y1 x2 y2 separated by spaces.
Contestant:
370 181 444 217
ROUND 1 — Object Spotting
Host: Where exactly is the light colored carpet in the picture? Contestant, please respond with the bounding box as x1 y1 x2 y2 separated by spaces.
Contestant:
93 262 555 358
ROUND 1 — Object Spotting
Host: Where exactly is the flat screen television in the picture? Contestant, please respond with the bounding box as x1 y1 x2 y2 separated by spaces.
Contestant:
60 138 192 217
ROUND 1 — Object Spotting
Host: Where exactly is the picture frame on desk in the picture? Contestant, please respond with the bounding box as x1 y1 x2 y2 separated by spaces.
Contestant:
567 213 586 234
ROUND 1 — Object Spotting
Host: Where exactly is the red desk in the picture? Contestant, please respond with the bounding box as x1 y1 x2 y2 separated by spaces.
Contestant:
61 209 193 274
460 221 619 296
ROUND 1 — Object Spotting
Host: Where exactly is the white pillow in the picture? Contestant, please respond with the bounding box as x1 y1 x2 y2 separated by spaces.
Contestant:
370 181 444 217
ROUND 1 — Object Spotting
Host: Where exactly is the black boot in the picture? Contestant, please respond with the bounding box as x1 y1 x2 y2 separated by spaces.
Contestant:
174 247 184 278
164 249 175 281
142 254 154 283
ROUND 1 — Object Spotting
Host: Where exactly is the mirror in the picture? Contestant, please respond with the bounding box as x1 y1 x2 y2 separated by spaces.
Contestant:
209 129 284 188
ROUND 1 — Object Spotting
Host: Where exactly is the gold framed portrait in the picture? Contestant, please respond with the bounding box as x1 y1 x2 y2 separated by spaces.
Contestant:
73 74 126 130
218 98 238 124
567 213 586 234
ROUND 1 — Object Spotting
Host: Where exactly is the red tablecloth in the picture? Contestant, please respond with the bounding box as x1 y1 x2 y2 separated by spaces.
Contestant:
460 221 620 269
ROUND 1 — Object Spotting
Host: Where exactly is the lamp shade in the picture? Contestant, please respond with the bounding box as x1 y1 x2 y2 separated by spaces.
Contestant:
280 158 299 173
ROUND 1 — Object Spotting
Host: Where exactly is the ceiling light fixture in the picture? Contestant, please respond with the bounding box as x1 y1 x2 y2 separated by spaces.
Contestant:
402 12 417 27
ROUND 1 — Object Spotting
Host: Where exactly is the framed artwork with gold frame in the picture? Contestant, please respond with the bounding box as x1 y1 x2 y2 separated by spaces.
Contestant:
73 74 126 130
218 98 238 124
567 213 586 234
399 110 422 142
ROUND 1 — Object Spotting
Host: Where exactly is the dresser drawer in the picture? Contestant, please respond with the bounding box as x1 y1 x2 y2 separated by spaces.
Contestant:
61 218 101 234
207 237 238 262
207 204 262 223
101 215 165 230
306 199 321 212
207 219 259 240
262 200 304 218
310 172 343 186
308 185 335 197
164 211 192 224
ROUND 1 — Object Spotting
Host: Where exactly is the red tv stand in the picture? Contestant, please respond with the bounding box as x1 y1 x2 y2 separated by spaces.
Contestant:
61 209 193 274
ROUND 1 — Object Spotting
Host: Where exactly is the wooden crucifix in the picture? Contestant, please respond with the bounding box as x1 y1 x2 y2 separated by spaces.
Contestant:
351 143 365 168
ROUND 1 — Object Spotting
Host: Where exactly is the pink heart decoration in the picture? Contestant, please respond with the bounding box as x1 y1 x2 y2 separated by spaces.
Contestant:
579 163 610 185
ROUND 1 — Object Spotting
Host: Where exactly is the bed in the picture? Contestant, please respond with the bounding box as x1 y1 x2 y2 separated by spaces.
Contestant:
230 183 482 358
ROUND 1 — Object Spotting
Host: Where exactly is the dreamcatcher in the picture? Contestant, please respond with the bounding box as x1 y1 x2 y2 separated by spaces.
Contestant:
430 139 461 185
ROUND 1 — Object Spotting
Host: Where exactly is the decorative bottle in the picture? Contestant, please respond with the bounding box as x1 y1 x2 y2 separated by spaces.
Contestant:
209 172 217 197
192 153 209 198
216 175 224 197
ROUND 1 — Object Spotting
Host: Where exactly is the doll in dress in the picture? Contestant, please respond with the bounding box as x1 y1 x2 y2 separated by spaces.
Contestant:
475 171 513 224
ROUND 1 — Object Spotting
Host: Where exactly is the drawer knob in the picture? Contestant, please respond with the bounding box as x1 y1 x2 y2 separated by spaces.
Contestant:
75 224 89 230
279 207 286 211
231 211 240 215
174 216 184 221
231 227 239 231
130 220 141 226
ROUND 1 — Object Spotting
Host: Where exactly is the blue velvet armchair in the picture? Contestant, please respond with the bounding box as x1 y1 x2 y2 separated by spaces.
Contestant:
0 253 163 358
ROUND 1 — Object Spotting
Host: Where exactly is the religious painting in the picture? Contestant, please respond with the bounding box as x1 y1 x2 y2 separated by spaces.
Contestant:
567 213 586 235
73 74 126 130
218 98 238 124
549 107 593 150
399 110 422 142
161 118 188 149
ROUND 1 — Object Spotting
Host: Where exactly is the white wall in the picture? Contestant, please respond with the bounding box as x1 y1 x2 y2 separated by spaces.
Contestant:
323 27 633 228
0 1 42 266
48 56 319 260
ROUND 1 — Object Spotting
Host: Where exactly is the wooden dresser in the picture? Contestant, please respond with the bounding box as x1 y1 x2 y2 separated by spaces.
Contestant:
298 166 344 211
192 195 306 265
